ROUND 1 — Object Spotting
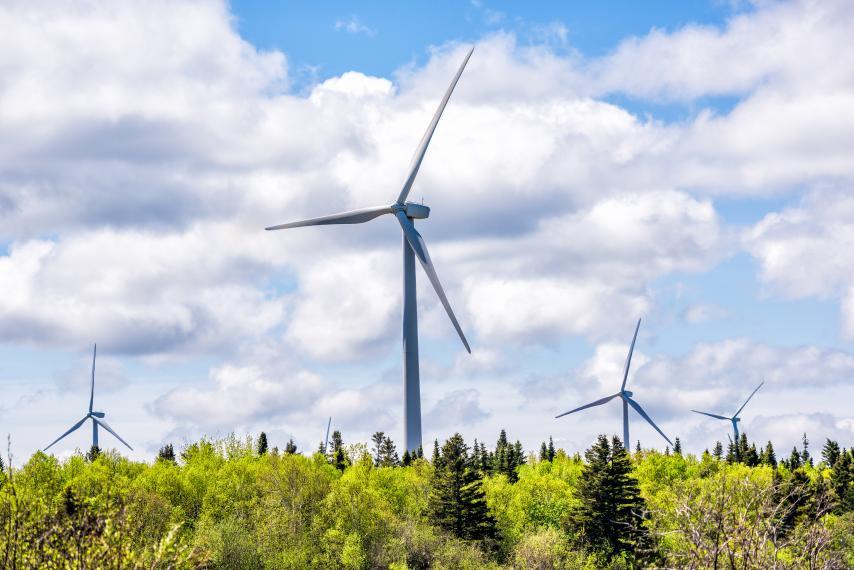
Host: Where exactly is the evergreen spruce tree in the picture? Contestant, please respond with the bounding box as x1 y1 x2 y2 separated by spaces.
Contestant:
539 441 548 461
673 437 682 455
760 441 777 468
330 430 347 471
432 439 441 466
157 443 176 463
547 436 556 461
257 432 268 455
635 440 642 454
801 433 812 466
416 444 424 460
493 429 509 476
712 440 723 460
479 442 490 474
575 435 649 561
86 445 101 462
745 443 760 467
429 433 497 542
379 435 399 466
284 438 297 454
822 438 841 467
402 449 412 466
788 446 802 469
738 433 749 461
830 450 852 512
371 431 385 466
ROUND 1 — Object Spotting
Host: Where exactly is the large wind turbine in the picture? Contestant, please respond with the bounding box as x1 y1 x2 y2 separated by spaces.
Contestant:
555 318 672 451
692 381 764 443
44 344 133 452
266 48 475 452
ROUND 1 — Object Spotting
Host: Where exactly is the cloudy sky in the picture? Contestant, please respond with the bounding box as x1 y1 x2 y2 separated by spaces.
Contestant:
1 0 853 461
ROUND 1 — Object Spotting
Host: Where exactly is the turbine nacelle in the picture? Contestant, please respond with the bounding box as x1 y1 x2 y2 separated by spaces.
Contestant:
90 411 105 418
392 202 430 219
733 417 741 423
621 390 633 398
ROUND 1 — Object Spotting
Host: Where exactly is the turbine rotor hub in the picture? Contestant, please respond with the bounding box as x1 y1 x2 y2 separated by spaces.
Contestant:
622 390 633 398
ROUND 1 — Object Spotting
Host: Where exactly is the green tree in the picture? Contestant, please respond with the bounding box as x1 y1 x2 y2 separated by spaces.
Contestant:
575 435 649 561
801 433 812 467
329 430 347 471
284 438 297 454
712 440 723 461
430 433 496 542
86 445 100 462
673 437 682 455
157 443 176 463
371 431 385 465
822 438 841 467
547 436 556 461
759 441 777 468
257 432 268 455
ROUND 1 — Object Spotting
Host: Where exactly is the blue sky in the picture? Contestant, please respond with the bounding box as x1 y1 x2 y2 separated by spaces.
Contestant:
1 0 853 461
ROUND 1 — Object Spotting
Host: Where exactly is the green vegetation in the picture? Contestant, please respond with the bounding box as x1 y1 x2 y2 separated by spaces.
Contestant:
0 432 851 568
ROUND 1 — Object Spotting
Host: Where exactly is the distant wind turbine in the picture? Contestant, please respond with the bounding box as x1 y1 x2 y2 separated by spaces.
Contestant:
44 344 132 452
692 381 764 443
266 48 476 452
323 416 332 454
555 318 672 451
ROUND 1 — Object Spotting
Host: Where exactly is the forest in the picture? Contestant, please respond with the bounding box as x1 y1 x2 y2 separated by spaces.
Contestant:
0 430 852 569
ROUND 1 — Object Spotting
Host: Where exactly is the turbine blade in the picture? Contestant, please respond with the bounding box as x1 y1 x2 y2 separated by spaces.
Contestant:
89 343 96 414
265 205 393 231
555 393 620 418
93 418 133 451
626 397 672 446
395 212 470 352
44 416 89 451
396 46 474 204
621 318 642 391
691 410 731 421
735 380 764 417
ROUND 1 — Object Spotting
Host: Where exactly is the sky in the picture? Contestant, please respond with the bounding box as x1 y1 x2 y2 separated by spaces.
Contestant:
1 0 853 462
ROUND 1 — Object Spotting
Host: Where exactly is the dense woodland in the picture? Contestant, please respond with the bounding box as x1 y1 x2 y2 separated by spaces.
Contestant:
0 429 852 569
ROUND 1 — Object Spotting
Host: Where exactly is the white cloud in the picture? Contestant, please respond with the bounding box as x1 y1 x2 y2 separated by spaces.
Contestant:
334 16 375 36
746 191 854 336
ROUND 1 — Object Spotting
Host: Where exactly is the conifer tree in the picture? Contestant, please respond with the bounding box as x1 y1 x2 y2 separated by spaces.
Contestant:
416 444 424 460
371 431 385 466
547 436 556 461
830 450 852 512
822 438 841 467
712 440 723 461
402 449 412 466
801 433 812 466
635 440 642 454
744 443 760 467
787 446 802 469
575 435 649 561
86 445 101 462
257 432 268 455
284 438 297 454
760 441 777 468
157 443 176 463
539 441 548 461
432 439 441 467
673 437 682 455
329 430 347 471
429 433 497 542
379 435 399 466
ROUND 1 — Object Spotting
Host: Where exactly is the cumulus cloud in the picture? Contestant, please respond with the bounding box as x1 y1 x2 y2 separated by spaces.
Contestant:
2 0 854 458
746 191 854 337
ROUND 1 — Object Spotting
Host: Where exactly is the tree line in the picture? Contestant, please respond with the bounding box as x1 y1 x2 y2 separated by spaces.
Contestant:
0 429 851 568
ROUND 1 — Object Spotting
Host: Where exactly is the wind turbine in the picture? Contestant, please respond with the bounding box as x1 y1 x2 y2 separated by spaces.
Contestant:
692 381 764 443
266 48 475 452
555 318 672 451
323 416 332 455
44 344 133 453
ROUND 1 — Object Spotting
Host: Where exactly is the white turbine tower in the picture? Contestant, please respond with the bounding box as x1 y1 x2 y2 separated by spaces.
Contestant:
44 344 132 453
555 318 672 450
266 48 475 452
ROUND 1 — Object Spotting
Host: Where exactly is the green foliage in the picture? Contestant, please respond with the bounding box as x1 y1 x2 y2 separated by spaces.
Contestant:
0 431 851 568
430 433 497 543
